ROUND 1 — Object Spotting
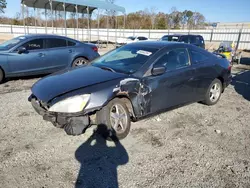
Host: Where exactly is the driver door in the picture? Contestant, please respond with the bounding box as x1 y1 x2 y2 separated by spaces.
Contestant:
8 38 50 76
143 48 197 114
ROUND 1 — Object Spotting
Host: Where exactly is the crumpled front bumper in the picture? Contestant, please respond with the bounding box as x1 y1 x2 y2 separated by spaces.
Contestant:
29 97 91 136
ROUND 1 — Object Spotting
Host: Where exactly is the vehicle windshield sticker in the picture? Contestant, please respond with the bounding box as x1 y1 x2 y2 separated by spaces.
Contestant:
136 50 152 56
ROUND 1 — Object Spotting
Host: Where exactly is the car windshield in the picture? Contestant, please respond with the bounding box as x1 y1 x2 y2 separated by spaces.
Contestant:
127 36 136 40
161 36 180 42
0 37 26 50
91 45 158 74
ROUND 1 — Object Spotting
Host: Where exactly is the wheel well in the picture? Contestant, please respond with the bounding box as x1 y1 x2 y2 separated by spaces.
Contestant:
217 76 224 85
74 56 89 61
116 96 136 120
217 76 225 92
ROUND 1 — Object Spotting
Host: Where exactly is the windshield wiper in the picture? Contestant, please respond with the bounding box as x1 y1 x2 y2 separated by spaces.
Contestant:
99 66 116 73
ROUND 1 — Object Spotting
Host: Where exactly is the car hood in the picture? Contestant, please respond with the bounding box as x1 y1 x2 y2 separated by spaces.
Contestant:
31 65 126 103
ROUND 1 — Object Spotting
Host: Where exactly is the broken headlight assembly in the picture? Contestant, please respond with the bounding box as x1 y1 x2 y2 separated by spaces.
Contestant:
48 94 90 113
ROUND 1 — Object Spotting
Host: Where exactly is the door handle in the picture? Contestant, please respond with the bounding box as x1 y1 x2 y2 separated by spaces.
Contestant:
38 53 45 57
69 49 73 53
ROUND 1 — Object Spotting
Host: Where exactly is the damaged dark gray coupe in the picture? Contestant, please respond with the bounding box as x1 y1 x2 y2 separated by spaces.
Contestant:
29 41 232 139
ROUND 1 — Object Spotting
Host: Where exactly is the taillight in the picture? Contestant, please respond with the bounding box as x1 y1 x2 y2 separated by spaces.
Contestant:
92 46 98 52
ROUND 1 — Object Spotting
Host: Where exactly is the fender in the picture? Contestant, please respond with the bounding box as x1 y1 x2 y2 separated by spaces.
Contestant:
0 52 10 76
47 77 152 119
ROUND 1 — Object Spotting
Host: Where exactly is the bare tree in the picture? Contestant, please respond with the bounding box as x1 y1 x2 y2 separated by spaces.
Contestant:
169 7 181 29
149 7 158 29
106 0 117 28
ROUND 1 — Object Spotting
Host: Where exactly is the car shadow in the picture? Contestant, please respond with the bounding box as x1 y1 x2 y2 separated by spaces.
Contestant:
231 70 250 101
75 125 129 188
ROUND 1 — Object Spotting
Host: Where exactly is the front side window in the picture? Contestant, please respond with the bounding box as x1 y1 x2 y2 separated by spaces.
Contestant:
154 48 190 71
190 50 209 63
91 45 158 74
46 38 67 48
23 39 44 51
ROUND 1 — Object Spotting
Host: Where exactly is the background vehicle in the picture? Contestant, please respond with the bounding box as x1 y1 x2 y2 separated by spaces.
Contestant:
0 34 100 83
160 34 205 49
116 36 148 47
29 42 231 140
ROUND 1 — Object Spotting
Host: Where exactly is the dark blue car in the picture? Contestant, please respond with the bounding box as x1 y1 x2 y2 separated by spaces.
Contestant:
29 42 232 140
0 34 100 83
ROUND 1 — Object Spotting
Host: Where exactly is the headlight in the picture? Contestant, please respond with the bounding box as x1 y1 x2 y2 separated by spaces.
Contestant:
48 94 90 113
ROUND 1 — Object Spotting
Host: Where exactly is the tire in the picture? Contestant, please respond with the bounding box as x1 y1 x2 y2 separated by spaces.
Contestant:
0 68 4 83
96 98 131 140
203 78 222 106
72 57 89 67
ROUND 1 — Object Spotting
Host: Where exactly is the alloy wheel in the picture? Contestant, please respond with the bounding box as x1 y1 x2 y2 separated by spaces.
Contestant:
109 104 128 134
74 59 86 66
209 83 221 103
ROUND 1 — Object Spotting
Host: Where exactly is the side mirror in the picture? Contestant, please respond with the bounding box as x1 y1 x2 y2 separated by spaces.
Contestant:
17 46 27 54
151 66 166 76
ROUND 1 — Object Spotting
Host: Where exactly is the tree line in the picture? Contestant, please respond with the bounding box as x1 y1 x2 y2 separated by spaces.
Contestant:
0 0 207 29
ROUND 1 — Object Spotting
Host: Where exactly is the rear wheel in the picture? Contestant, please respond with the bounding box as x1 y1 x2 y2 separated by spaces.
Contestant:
203 79 222 106
72 57 89 67
96 98 131 140
0 68 4 83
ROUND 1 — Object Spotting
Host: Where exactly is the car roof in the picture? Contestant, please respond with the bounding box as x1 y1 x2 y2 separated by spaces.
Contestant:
126 41 190 49
163 34 202 37
18 34 77 41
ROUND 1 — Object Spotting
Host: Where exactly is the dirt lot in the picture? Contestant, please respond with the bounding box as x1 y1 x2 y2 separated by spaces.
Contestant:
0 54 250 188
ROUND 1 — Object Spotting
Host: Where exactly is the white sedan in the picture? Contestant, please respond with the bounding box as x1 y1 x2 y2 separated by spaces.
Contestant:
116 36 148 47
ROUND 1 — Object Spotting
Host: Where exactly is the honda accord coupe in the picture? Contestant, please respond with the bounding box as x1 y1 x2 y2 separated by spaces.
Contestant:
0 34 99 83
29 41 232 140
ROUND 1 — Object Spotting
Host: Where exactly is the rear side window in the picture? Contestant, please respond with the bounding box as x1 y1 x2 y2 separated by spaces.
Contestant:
190 36 204 45
190 50 209 63
138 37 148 41
161 36 180 42
68 40 76 46
179 36 189 43
23 39 44 51
154 48 190 71
46 38 67 48
190 36 199 44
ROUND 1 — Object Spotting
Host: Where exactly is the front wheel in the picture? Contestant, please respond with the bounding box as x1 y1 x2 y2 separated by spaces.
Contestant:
96 98 131 140
203 79 222 106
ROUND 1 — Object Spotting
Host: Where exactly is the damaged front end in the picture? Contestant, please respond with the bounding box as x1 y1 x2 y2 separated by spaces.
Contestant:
29 95 92 136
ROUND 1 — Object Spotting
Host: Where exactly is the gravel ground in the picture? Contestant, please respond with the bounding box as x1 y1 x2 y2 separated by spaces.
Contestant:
0 56 250 188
